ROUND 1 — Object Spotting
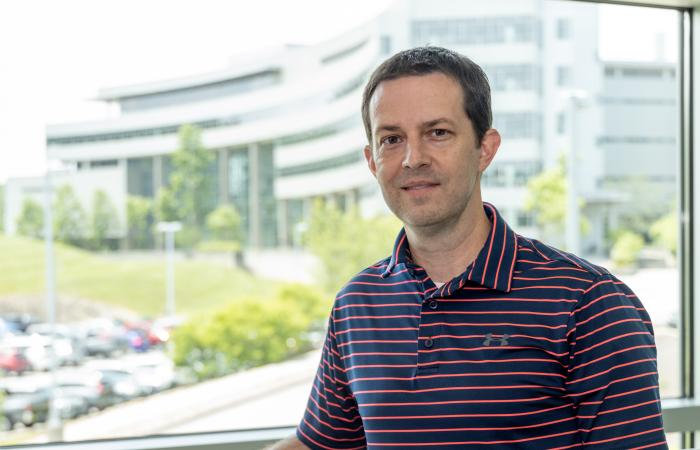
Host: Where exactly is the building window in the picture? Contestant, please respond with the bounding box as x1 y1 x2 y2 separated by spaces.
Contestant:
557 66 572 86
380 35 392 55
557 112 566 134
556 18 571 39
517 210 535 228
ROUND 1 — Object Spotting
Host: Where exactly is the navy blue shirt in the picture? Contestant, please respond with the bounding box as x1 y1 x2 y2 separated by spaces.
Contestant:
297 203 667 449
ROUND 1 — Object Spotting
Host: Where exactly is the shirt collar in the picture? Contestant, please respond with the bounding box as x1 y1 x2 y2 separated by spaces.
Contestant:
381 202 518 293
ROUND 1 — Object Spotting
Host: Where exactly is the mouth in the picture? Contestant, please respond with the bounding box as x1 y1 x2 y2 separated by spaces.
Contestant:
401 182 440 191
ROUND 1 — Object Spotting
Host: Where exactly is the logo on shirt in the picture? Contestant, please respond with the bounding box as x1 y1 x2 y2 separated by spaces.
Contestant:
483 333 510 346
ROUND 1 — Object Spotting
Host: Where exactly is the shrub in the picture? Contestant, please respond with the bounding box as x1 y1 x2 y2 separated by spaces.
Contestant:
170 283 328 380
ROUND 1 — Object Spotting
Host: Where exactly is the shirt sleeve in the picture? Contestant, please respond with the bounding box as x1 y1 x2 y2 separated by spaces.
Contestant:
296 312 367 450
565 273 668 449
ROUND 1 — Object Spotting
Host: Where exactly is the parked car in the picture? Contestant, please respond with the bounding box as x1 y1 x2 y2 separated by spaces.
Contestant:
85 364 142 399
53 389 89 419
2 335 52 372
78 319 130 358
55 369 121 410
0 344 30 375
26 323 86 366
1 386 50 428
127 356 176 394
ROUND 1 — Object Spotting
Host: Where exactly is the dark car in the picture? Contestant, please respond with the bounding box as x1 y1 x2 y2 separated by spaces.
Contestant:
1 387 50 429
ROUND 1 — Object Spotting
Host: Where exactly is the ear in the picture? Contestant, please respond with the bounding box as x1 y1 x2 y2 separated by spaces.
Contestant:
364 144 377 178
478 128 501 172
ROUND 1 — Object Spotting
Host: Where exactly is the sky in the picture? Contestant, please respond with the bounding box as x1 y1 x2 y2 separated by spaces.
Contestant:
0 0 679 184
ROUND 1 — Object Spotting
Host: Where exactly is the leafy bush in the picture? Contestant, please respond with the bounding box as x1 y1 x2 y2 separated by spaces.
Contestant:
304 199 401 293
611 230 645 269
170 284 328 380
16 198 44 239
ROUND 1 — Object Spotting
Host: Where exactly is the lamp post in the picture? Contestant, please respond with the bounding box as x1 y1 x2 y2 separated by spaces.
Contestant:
156 221 182 318
43 168 63 442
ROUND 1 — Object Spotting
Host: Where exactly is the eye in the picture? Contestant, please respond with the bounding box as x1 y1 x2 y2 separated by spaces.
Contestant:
430 129 450 138
380 135 402 146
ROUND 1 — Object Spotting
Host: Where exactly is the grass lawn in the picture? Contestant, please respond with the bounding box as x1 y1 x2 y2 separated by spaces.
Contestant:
0 235 279 317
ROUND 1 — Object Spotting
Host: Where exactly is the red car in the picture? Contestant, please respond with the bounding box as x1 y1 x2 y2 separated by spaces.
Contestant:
0 345 30 375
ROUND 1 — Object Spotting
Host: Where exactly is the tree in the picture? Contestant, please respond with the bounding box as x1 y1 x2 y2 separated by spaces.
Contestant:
90 190 120 250
611 230 645 269
650 209 677 256
206 204 243 242
53 184 88 247
0 184 4 233
127 196 153 249
304 199 401 293
523 154 589 249
16 198 44 239
157 124 215 250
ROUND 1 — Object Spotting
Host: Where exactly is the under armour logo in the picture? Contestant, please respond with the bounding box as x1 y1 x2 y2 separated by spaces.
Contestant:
483 333 510 346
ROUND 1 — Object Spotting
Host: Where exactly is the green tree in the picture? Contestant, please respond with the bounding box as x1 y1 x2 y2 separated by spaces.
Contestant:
304 199 401 293
127 196 153 249
523 154 589 249
650 210 677 256
16 198 44 239
611 230 645 269
90 190 120 250
206 204 243 242
159 124 215 250
53 184 88 247
0 184 5 233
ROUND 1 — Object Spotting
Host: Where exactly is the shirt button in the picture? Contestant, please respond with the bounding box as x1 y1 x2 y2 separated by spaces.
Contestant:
424 338 434 348
428 300 438 310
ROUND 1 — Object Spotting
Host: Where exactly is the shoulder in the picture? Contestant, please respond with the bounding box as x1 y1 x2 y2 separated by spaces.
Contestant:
515 234 611 282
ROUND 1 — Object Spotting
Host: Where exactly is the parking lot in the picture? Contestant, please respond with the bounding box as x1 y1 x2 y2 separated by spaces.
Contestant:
0 314 185 439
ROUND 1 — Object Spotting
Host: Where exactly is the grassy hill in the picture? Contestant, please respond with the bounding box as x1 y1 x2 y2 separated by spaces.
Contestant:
0 235 279 317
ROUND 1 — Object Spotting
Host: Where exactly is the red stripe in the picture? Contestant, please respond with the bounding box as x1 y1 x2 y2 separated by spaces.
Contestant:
566 358 655 385
354 384 565 395
513 275 591 282
367 428 580 446
419 346 568 358
334 314 420 323
368 415 576 432
334 303 419 312
566 371 657 398
298 427 365 450
572 331 651 357
359 395 554 407
423 310 570 316
422 321 567 330
481 204 498 285
568 344 657 373
493 209 508 286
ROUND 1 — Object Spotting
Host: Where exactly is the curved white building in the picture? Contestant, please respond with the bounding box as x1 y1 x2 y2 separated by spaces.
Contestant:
45 24 383 248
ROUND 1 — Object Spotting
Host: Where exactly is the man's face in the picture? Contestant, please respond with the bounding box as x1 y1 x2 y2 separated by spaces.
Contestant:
364 72 498 230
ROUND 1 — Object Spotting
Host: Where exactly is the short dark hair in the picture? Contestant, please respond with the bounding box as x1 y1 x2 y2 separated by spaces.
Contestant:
361 46 492 147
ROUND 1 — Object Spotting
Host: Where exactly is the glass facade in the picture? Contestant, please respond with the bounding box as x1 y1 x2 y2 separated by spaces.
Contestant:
258 143 277 247
228 148 250 245
411 16 540 46
127 157 154 197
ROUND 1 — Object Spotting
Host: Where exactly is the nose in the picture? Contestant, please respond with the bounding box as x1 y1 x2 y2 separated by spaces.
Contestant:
401 139 430 169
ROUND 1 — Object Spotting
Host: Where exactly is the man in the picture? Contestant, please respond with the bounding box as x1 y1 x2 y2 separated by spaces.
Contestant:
272 47 667 449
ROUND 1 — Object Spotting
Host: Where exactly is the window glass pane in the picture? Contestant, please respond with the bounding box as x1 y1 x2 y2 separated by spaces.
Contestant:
0 0 684 446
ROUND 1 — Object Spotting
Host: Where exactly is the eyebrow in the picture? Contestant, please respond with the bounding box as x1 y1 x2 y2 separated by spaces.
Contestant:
375 118 455 134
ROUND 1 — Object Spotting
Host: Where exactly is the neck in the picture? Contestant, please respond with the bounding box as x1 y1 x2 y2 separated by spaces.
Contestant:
404 200 491 284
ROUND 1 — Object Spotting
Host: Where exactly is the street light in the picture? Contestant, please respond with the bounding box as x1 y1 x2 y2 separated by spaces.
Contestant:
156 221 182 318
43 168 63 441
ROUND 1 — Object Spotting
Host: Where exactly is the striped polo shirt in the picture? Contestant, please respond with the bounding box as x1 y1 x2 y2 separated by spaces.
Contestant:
297 202 667 450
